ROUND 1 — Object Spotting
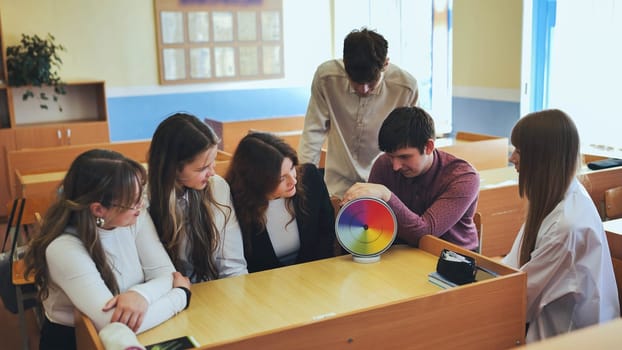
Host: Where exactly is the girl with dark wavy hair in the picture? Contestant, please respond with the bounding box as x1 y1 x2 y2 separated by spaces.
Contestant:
226 132 336 272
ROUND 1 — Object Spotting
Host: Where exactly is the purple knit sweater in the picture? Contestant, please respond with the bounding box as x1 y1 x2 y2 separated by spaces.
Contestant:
369 149 479 250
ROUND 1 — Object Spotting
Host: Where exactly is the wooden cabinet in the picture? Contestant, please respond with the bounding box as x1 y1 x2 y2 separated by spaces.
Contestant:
14 121 110 149
0 128 16 217
0 18 110 217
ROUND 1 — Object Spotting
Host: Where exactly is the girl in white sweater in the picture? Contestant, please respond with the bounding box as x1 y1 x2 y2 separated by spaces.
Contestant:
25 149 191 350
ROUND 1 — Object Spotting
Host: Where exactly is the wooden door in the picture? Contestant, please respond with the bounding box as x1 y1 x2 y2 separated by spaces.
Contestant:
14 125 65 149
61 121 109 145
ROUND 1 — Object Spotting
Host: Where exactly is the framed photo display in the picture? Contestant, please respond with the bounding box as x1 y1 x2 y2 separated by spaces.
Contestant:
155 0 284 84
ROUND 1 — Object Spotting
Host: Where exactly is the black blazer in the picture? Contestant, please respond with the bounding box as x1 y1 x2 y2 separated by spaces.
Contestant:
245 163 336 273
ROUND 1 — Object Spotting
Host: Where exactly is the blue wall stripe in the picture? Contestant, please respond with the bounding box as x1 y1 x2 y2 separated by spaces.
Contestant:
107 87 310 141
452 97 520 138
107 87 519 145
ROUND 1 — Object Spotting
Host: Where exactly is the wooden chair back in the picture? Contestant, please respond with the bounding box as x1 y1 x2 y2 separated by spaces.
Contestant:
604 186 622 220
474 212 483 254
330 196 346 256
214 150 233 177
74 310 105 350
612 258 622 317
605 228 622 316
3 198 39 349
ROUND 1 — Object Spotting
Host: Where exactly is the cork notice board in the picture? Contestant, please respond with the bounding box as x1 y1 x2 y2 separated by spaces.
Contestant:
155 0 284 85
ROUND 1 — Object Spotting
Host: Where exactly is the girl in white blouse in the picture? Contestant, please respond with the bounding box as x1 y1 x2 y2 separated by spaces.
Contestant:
503 109 619 342
25 149 190 350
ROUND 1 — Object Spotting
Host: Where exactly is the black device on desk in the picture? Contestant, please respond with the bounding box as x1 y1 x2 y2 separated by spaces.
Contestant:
587 158 622 170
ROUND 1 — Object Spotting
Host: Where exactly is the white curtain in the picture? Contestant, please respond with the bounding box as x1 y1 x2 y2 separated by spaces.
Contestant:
548 0 622 148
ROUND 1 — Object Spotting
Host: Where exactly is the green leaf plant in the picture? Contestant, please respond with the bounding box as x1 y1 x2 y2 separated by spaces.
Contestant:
6 33 67 111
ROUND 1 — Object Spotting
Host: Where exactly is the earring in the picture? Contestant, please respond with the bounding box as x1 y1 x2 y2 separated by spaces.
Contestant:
95 217 105 228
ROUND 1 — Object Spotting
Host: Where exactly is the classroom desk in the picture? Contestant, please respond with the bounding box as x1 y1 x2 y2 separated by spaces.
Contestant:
512 318 622 349
16 169 66 199
476 166 524 257
582 143 622 162
477 165 622 257
137 236 526 350
602 218 622 312
15 164 148 200
478 166 518 189
10 147 231 206
436 133 509 171
603 217 622 257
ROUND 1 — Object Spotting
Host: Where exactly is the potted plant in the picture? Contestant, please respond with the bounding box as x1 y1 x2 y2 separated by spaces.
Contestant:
6 33 66 111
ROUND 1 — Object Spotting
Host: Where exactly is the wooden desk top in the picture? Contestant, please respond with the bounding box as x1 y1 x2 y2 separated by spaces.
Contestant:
603 218 622 235
514 318 622 349
478 166 518 190
19 170 66 186
582 143 622 160
477 165 601 191
435 137 468 147
603 218 622 260
138 246 441 347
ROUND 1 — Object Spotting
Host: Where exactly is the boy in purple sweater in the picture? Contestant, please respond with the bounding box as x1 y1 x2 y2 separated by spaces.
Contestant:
342 106 479 250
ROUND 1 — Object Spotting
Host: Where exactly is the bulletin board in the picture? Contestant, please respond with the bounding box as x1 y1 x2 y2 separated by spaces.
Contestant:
154 0 284 85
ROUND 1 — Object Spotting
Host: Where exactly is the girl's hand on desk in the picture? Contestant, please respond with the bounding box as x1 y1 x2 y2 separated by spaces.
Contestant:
173 271 191 289
102 291 148 332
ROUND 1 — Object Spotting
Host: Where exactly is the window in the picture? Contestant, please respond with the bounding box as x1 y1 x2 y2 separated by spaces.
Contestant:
524 0 622 152
333 0 453 134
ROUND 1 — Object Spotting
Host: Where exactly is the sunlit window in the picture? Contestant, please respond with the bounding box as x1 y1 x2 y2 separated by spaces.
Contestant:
333 0 453 134
527 0 622 152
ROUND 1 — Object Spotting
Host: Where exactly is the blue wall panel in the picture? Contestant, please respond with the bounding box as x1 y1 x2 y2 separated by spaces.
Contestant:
107 87 310 141
107 89 519 144
452 97 520 138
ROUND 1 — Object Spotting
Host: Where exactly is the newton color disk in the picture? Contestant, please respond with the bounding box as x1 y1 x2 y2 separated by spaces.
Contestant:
335 197 397 262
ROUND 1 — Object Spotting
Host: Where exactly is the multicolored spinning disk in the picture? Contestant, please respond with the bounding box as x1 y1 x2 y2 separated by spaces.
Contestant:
335 197 397 259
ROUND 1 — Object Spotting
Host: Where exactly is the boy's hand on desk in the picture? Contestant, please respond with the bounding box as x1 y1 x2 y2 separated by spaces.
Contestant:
103 291 148 332
341 183 391 204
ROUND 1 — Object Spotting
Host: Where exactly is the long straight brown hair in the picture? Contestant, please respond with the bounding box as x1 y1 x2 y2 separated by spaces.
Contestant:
25 149 147 300
511 109 580 266
148 113 226 281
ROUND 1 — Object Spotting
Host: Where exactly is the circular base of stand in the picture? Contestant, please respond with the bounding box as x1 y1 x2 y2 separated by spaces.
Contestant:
352 255 381 264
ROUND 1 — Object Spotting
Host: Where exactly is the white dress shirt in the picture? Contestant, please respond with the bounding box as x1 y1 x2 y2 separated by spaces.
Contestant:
503 178 620 342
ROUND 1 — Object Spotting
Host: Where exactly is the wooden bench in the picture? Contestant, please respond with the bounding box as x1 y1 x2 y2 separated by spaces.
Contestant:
438 131 509 171
205 116 306 154
7 140 232 208
603 219 622 316
7 140 152 200
206 117 509 172
74 310 105 350
477 165 622 257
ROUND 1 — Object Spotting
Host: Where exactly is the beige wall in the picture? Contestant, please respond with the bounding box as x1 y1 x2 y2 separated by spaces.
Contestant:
0 0 332 89
0 0 158 87
1 0 523 90
453 0 522 89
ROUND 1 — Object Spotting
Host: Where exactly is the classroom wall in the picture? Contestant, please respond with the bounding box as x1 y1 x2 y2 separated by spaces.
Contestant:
0 0 331 141
1 0 525 141
452 0 522 138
